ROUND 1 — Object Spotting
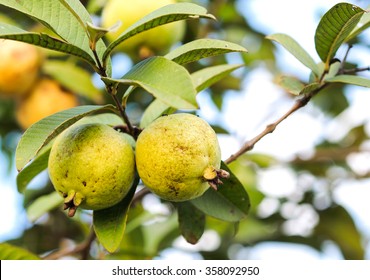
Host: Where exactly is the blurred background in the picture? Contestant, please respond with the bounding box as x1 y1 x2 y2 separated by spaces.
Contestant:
0 0 369 259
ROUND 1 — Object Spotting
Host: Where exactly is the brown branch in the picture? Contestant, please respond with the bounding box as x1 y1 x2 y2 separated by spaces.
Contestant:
224 86 325 165
43 229 96 260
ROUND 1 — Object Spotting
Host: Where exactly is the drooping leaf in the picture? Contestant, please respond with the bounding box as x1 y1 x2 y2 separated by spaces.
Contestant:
26 192 63 222
314 3 365 69
42 60 103 103
191 162 250 222
165 39 248 65
177 202 205 244
0 23 96 66
267 33 320 76
16 147 51 193
15 105 116 172
102 3 216 64
191 64 245 92
93 175 139 253
139 64 244 128
102 56 197 110
326 75 370 88
314 205 364 259
0 243 40 260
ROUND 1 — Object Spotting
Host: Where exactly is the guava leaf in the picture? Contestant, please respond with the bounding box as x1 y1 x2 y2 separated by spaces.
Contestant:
0 243 40 260
0 0 109 73
276 75 305 96
93 175 139 253
267 33 320 76
139 64 244 128
42 60 103 103
16 147 51 193
326 75 370 88
102 3 216 64
314 3 365 69
27 192 63 222
191 64 244 92
15 105 116 172
314 205 364 259
165 39 248 65
140 100 175 128
102 56 197 110
0 23 96 66
177 202 205 244
191 162 250 222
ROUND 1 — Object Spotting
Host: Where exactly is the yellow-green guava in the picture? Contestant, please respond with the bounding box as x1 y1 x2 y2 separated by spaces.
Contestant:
48 123 135 216
101 0 185 59
0 40 42 98
135 113 229 202
16 78 79 130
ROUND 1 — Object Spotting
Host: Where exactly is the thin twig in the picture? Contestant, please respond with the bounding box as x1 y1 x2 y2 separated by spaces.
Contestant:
92 49 136 137
224 86 325 165
43 229 96 260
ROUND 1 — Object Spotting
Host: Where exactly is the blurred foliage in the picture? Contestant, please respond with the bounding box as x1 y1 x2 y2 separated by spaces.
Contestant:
0 0 369 260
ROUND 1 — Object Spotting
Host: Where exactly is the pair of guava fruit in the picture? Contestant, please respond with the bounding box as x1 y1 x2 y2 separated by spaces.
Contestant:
48 114 228 217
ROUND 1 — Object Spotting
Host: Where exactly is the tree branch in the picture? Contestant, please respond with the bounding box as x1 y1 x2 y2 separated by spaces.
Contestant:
224 86 325 165
43 229 96 260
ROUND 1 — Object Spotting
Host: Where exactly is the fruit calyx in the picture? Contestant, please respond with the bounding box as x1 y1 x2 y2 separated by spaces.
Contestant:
203 167 230 190
62 190 84 217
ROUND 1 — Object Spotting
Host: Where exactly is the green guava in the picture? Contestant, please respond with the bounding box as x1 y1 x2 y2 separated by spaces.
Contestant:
48 123 135 216
135 113 229 202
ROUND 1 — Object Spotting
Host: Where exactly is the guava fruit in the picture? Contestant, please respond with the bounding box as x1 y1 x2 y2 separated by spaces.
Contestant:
48 123 135 217
135 113 229 202
16 78 79 129
101 0 185 59
0 40 42 98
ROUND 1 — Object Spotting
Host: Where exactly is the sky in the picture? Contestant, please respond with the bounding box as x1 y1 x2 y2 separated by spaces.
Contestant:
1 0 370 259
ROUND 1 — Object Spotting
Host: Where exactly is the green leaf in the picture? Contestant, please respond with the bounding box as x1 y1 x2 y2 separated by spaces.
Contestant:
140 99 175 128
42 60 103 103
191 162 250 222
314 205 364 259
102 56 197 109
326 75 370 88
93 175 139 253
165 39 247 65
177 202 205 244
139 64 243 128
191 64 245 92
0 0 109 73
15 105 116 172
102 3 215 64
0 243 40 260
276 75 305 95
314 3 365 69
27 192 63 222
0 23 96 66
267 33 320 76
16 147 51 193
